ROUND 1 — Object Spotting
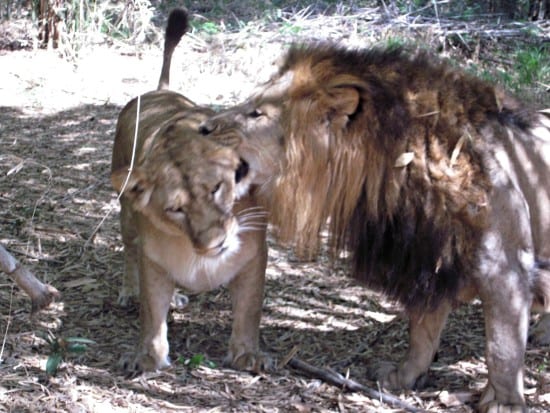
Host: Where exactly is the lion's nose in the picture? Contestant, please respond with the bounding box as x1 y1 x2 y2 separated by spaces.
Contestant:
199 120 217 135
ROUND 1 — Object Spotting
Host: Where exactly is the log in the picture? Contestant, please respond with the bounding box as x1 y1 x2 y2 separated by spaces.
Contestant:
0 244 59 313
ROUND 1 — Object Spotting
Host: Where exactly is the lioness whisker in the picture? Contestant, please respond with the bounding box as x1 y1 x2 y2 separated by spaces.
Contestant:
238 226 267 234
237 215 268 223
236 205 266 213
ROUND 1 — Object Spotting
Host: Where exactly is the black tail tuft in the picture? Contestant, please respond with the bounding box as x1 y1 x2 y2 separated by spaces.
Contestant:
165 8 189 44
157 8 189 90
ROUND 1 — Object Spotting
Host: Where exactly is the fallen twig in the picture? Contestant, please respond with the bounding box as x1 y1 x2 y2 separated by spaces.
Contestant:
288 357 427 413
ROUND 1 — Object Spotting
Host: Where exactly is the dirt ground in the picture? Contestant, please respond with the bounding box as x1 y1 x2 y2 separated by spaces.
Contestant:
0 11 549 413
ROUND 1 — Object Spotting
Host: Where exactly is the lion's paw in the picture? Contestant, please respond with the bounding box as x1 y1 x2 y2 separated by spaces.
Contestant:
375 362 402 389
119 351 171 374
479 384 527 413
374 361 428 390
479 401 527 413
224 351 274 373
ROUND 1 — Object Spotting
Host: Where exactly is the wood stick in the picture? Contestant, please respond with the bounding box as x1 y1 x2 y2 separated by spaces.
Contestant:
0 244 59 313
288 357 426 413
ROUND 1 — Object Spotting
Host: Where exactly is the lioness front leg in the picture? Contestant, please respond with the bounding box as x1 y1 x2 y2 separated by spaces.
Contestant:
225 245 270 372
378 299 452 389
118 198 140 307
124 255 174 373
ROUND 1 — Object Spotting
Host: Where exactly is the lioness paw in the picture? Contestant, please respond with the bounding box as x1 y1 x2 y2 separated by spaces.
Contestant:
529 313 550 345
170 292 189 311
117 293 138 308
119 351 171 374
224 351 273 373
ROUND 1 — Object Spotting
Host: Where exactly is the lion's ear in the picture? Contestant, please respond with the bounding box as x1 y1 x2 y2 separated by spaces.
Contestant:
329 87 360 116
111 167 153 210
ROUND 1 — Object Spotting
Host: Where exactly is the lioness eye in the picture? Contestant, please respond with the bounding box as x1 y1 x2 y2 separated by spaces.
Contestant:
211 182 222 195
248 108 263 118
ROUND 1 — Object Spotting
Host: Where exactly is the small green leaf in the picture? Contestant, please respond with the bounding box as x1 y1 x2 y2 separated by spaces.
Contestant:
188 354 205 368
67 343 88 354
46 353 63 376
65 337 96 345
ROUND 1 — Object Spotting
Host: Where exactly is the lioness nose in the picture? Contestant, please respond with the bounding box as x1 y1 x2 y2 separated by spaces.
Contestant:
199 120 217 135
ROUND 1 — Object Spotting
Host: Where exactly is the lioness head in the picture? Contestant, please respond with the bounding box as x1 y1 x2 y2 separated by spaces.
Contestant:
112 116 248 256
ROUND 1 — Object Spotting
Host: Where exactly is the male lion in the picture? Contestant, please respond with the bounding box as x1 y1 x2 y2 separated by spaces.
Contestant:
200 44 550 412
111 8 268 373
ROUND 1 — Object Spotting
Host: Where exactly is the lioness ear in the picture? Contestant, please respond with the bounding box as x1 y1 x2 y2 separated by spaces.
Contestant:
207 147 239 169
111 167 153 210
208 133 242 149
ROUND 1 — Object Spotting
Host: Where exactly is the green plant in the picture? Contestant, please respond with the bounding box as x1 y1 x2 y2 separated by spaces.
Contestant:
43 332 95 376
192 20 220 35
177 353 217 369
279 21 302 35
514 46 549 86
537 355 549 373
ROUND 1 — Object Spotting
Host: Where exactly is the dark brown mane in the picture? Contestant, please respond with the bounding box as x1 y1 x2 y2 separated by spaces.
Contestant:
271 43 519 310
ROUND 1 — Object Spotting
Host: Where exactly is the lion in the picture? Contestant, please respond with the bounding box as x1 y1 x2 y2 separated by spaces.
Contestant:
110 8 269 373
200 44 550 412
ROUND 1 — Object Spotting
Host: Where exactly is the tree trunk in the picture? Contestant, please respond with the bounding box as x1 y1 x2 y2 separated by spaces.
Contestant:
529 0 550 19
489 0 518 18
37 0 62 48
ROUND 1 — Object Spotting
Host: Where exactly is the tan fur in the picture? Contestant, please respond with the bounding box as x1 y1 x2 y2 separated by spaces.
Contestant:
201 44 550 412
110 8 269 373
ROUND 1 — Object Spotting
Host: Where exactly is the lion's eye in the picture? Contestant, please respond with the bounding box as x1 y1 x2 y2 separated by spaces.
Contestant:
248 108 263 118
165 206 185 215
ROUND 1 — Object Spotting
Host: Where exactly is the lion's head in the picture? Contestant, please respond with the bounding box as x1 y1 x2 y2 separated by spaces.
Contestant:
202 45 432 254
112 113 250 257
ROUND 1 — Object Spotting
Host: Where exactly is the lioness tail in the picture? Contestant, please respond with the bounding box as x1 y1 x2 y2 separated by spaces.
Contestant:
157 8 189 91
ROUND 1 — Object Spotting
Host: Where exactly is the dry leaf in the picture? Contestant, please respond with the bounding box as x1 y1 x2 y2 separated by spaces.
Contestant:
438 390 474 407
394 152 415 167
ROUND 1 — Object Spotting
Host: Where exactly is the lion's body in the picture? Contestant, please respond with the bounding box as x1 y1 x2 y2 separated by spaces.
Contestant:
202 44 550 412
110 9 268 373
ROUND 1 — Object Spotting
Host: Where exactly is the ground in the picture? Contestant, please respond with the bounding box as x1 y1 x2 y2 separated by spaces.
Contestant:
0 7 549 413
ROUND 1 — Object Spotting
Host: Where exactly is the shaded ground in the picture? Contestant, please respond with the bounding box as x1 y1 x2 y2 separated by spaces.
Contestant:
0 6 549 413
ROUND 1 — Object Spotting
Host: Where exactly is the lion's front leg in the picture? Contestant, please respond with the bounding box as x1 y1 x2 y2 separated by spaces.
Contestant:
378 299 452 390
478 293 529 413
474 171 533 412
477 268 529 413
225 243 270 372
123 255 174 373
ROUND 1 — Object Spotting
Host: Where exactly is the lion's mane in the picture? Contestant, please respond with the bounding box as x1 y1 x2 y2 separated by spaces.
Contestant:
270 44 542 311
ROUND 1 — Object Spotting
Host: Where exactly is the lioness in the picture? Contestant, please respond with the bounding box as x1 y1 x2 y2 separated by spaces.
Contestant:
111 8 268 373
201 44 550 412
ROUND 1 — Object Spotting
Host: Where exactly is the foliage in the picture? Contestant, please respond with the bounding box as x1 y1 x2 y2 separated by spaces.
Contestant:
177 353 217 369
42 331 95 376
